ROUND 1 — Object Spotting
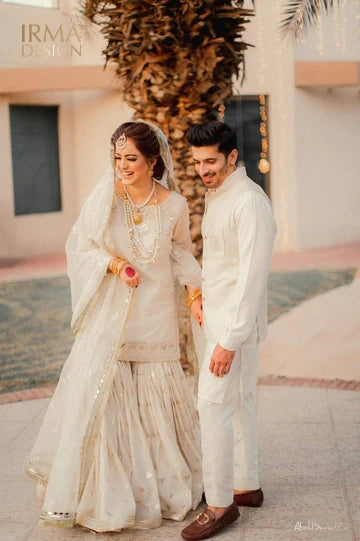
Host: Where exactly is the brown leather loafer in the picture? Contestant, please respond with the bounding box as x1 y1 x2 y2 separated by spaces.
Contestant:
181 502 240 540
234 487 264 507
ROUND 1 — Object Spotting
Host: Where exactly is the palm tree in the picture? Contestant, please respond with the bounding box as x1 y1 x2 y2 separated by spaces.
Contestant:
83 0 254 257
83 1 254 373
280 0 341 39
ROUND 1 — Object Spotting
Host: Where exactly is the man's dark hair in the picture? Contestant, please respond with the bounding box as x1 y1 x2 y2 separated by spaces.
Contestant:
186 121 237 158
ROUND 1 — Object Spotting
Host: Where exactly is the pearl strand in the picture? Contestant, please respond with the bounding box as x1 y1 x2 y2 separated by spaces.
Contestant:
123 198 161 265
123 181 155 225
123 180 155 209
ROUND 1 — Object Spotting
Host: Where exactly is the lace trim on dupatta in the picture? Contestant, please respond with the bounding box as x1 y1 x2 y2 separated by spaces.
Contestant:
30 288 135 529
26 462 48 486
78 288 134 499
76 512 161 532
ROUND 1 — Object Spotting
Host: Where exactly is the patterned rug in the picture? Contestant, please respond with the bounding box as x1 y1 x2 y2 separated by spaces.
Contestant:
0 269 355 394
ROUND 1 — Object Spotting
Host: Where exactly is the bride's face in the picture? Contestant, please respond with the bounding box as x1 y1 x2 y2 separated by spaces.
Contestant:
115 137 155 186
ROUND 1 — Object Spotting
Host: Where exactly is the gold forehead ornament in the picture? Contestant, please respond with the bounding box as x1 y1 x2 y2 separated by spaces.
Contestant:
115 133 127 153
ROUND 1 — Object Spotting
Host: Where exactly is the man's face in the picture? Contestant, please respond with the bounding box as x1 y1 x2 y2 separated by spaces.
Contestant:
191 145 238 189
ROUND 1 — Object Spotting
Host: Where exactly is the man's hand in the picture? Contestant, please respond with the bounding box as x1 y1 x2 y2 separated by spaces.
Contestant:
209 344 235 377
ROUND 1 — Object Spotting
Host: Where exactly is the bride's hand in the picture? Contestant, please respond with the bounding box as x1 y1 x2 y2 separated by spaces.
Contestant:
190 297 203 326
119 266 141 288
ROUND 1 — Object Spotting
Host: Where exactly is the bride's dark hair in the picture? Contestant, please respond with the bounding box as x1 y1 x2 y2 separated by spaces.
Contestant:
111 122 165 181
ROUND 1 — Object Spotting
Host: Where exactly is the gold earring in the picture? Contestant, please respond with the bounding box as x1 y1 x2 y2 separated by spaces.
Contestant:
148 168 154 177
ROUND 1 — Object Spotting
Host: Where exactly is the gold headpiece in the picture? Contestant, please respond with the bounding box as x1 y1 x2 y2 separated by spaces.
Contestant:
115 133 127 153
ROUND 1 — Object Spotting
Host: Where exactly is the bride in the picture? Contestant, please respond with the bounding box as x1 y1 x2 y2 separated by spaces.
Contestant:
27 120 204 532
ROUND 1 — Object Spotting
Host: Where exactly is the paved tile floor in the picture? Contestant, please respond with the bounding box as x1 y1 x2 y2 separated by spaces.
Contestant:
1 385 359 541
1 243 359 540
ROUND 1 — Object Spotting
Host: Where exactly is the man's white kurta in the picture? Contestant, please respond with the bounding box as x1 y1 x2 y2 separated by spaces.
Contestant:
201 167 276 352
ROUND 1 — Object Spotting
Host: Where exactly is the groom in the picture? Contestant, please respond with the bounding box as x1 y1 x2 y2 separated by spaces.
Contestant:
182 121 276 540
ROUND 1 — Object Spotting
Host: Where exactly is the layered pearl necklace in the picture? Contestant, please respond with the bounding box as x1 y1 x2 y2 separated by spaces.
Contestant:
123 181 155 225
122 181 161 265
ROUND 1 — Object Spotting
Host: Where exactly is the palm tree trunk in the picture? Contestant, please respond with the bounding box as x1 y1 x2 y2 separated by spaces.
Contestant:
84 0 254 257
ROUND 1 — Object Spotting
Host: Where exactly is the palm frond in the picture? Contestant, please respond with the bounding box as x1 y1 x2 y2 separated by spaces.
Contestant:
82 0 254 121
280 0 340 40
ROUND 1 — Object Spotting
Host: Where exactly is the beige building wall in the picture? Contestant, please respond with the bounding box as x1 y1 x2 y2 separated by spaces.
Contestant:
0 0 76 258
0 0 74 69
294 86 360 249
0 91 77 259
71 89 133 206
0 0 122 259
293 1 360 249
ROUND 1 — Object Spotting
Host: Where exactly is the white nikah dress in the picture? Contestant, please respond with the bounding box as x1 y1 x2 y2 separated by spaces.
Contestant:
27 170 204 532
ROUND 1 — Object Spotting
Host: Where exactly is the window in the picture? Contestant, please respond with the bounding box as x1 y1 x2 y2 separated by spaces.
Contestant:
9 105 61 216
3 0 58 8
224 96 269 194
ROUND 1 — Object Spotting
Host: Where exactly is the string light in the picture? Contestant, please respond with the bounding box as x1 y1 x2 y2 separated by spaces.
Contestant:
275 0 290 247
296 3 305 43
316 0 324 56
231 74 243 165
255 0 270 174
218 104 225 121
340 0 347 56
258 95 270 174
332 0 341 53
256 0 266 90
355 0 360 43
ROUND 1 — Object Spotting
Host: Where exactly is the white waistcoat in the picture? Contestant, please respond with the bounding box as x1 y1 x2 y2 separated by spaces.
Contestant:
201 167 276 351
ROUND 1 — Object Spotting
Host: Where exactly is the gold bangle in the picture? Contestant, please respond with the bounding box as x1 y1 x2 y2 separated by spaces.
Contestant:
187 289 202 307
187 287 201 297
110 257 127 276
188 292 202 307
109 258 119 274
115 260 127 276
187 288 201 300
116 260 127 275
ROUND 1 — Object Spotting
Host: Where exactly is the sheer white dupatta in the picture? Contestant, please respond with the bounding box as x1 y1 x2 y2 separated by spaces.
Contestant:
27 167 135 527
27 127 205 529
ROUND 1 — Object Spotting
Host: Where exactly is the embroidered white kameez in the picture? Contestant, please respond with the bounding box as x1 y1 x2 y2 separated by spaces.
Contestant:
108 191 198 362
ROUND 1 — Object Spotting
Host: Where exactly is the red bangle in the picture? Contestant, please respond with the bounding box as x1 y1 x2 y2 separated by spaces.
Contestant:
125 266 136 277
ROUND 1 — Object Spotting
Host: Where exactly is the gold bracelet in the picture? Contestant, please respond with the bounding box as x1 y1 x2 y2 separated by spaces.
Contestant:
187 287 201 299
188 292 202 307
110 257 127 276
109 258 119 274
187 289 202 307
115 260 127 276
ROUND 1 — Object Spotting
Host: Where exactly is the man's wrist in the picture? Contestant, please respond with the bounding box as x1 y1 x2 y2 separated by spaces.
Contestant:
218 339 237 353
